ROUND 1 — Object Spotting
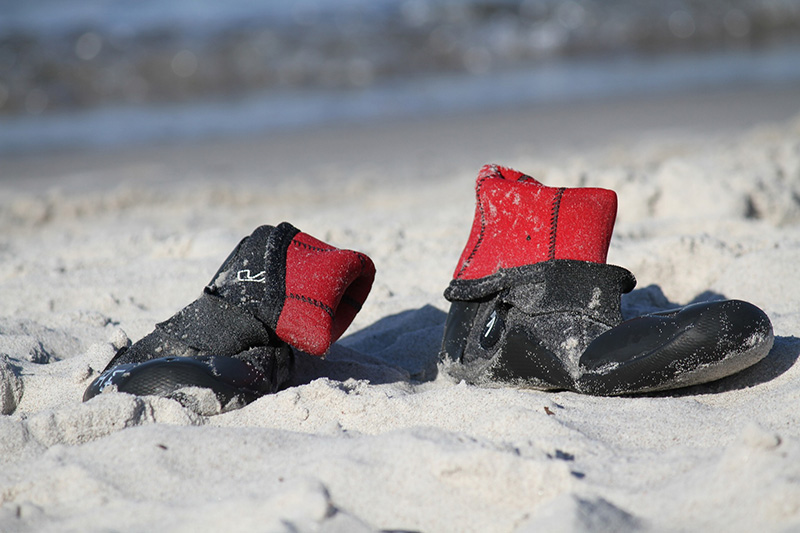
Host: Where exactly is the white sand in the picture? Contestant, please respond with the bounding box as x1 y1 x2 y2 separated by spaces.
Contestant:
1 84 800 532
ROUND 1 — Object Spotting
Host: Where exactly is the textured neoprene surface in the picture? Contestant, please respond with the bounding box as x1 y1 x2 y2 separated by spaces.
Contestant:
453 164 617 280
578 299 774 395
277 227 375 356
441 165 775 395
206 222 375 356
84 222 375 406
83 355 270 409
442 260 637 390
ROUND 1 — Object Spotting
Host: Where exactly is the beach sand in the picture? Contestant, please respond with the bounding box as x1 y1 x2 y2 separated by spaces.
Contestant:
1 83 800 532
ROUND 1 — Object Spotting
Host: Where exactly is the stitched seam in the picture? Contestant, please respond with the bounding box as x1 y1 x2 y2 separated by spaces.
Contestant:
286 293 334 318
292 239 335 253
548 187 565 260
456 175 490 279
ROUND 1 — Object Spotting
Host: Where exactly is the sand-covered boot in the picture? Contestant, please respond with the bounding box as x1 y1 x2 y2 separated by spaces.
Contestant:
84 222 375 409
577 298 773 394
440 164 774 395
440 164 625 390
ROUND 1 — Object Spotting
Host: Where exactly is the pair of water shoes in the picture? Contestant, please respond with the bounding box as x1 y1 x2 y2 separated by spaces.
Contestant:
84 165 774 408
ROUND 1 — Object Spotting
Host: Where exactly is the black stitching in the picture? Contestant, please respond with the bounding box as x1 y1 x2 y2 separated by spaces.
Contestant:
292 239 335 253
286 293 334 318
549 187 565 260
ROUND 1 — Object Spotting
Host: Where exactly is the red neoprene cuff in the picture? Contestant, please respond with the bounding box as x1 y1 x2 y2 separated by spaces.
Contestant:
453 164 618 280
276 231 375 356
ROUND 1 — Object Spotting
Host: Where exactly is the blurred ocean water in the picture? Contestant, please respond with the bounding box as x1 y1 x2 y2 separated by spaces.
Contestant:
1 0 800 152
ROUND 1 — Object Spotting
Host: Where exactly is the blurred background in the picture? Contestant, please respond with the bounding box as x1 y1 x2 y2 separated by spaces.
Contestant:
1 0 800 153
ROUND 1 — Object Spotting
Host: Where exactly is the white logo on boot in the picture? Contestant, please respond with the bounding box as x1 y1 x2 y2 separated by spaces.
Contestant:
237 269 266 283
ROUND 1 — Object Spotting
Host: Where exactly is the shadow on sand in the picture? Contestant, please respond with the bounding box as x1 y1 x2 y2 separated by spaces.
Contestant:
287 305 447 389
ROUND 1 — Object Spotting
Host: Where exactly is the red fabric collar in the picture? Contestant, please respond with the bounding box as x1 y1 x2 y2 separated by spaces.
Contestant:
453 164 617 280
277 231 375 356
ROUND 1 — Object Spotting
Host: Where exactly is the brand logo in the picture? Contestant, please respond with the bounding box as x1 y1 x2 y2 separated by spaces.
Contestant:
480 309 504 349
236 269 266 283
483 311 498 338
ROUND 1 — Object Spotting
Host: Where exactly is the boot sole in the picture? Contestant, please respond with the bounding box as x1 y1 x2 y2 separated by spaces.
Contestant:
83 355 264 407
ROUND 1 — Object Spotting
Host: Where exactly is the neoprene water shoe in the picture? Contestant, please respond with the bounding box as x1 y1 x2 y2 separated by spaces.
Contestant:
84 222 375 409
440 164 774 395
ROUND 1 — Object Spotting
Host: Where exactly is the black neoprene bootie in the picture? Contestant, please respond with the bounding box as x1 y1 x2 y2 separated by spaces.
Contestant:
440 165 774 395
84 222 375 409
443 260 636 390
